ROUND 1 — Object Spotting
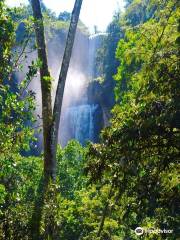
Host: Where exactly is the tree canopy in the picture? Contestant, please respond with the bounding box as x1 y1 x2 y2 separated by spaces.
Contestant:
0 0 179 239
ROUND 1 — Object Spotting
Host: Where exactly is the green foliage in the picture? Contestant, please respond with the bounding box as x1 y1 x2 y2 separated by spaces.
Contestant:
0 0 179 239
0 4 40 237
95 11 123 109
0 85 36 153
0 2 37 154
86 0 180 239
0 141 89 240
0 154 43 239
58 11 71 22
124 0 156 26
0 1 15 82
56 140 87 199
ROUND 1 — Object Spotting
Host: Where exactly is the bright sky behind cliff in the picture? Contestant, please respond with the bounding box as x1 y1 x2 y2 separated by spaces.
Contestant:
6 0 125 32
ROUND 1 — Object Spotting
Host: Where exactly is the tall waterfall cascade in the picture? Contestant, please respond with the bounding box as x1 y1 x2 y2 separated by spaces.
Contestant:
16 29 107 149
59 32 106 146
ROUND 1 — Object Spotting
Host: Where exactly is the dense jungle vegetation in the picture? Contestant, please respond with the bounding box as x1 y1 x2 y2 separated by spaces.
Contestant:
0 0 179 239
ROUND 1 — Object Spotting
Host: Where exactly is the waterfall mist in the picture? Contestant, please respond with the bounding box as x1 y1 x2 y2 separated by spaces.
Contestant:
16 29 105 148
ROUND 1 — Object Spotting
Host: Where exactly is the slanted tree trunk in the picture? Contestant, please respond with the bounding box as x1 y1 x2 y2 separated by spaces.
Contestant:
50 0 83 177
31 0 83 181
31 0 53 179
30 0 83 238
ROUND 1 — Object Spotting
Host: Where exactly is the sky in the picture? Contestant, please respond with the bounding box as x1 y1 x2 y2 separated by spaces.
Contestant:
6 0 125 32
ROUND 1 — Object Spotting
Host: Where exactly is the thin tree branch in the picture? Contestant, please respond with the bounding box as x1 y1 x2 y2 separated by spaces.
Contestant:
50 0 83 178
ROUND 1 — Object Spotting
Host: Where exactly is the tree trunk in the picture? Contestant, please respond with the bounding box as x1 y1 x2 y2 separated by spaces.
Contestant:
30 0 83 238
31 0 53 179
50 0 83 175
31 0 83 180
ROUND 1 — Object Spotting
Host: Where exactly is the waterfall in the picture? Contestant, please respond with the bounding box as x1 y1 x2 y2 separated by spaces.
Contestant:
58 32 106 147
60 104 98 146
16 28 106 148
88 33 107 81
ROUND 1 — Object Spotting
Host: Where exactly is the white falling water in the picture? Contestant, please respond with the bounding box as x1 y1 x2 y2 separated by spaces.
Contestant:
60 104 98 146
58 33 105 147
16 30 106 148
15 29 105 150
